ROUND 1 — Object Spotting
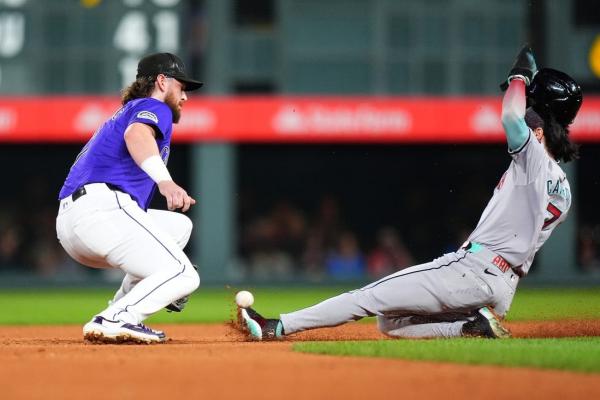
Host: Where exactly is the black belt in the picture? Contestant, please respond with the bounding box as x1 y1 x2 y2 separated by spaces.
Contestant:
71 186 87 202
71 183 121 202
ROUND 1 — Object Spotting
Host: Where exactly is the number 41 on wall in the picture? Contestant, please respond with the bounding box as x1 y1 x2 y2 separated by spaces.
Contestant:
114 0 181 87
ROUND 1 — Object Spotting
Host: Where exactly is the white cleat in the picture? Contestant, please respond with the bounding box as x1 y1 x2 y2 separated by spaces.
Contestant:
83 316 166 344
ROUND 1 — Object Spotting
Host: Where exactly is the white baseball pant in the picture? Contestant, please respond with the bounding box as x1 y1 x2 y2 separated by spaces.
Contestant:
56 183 200 325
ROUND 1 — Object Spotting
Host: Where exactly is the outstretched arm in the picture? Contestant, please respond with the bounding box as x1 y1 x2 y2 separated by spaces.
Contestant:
501 78 529 151
499 45 538 151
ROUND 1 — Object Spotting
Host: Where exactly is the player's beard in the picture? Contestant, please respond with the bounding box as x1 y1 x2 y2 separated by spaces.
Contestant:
165 91 182 123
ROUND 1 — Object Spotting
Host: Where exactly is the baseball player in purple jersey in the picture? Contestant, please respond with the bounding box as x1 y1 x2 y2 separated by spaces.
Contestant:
56 53 203 344
238 46 583 340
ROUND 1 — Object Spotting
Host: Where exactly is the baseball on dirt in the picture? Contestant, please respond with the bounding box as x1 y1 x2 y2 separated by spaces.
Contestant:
235 290 254 308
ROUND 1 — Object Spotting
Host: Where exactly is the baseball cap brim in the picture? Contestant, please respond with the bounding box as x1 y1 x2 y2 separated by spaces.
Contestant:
173 75 204 91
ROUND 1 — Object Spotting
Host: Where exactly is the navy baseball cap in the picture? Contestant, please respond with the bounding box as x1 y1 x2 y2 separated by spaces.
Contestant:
136 53 203 91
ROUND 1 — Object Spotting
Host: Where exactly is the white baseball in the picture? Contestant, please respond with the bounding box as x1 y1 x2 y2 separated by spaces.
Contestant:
235 290 254 308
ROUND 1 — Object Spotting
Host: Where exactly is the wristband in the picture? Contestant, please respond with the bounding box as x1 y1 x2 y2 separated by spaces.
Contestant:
140 155 172 183
508 74 529 86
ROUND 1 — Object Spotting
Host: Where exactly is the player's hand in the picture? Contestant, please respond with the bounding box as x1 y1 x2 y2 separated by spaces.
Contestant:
500 45 538 91
157 180 196 212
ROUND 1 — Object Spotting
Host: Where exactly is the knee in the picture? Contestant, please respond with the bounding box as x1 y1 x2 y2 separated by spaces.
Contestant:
177 215 193 248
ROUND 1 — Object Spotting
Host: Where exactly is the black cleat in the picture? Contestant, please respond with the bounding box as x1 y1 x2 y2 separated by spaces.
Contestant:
165 296 189 312
462 307 511 339
238 307 284 341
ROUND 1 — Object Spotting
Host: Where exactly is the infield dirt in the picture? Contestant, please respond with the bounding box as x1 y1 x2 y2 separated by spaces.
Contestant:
1 321 599 400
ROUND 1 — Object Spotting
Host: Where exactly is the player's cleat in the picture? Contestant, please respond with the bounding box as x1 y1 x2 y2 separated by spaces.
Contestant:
262 319 284 341
83 316 167 344
462 307 511 339
118 322 167 343
238 308 262 340
165 295 189 313
238 307 284 341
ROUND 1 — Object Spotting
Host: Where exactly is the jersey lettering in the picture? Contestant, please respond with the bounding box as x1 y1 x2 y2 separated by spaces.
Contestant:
492 255 511 272
546 179 570 201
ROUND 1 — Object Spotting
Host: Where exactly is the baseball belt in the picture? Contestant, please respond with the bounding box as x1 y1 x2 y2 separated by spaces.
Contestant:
70 183 122 202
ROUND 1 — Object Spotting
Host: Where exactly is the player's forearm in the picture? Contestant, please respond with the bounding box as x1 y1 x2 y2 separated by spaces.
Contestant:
124 123 172 183
125 123 161 163
501 79 529 151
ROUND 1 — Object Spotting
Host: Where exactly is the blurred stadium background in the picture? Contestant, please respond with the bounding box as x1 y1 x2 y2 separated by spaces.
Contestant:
0 0 599 289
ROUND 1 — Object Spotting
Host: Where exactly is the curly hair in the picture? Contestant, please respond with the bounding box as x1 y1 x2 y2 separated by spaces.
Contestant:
121 77 156 105
525 108 579 163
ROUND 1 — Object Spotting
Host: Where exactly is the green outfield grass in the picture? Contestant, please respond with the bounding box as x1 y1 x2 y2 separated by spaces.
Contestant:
0 286 598 325
0 286 352 325
294 338 600 373
506 287 600 321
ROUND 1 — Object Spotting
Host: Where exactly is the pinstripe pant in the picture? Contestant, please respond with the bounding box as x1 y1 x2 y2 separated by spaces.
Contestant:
56 183 200 325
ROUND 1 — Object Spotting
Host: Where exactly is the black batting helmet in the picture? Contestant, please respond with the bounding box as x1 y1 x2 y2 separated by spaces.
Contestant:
527 68 583 127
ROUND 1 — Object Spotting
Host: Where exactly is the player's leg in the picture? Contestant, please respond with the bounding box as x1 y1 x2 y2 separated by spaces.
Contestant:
56 194 114 269
375 276 516 340
376 299 514 339
95 193 200 325
60 190 200 325
111 273 141 304
279 252 494 335
110 210 193 303
240 258 465 340
147 209 193 250
376 314 470 338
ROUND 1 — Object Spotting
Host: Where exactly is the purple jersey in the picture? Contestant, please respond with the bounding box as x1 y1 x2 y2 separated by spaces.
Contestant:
59 98 173 210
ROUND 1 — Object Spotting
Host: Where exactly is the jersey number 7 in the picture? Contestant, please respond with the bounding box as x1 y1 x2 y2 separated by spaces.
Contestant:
542 202 562 230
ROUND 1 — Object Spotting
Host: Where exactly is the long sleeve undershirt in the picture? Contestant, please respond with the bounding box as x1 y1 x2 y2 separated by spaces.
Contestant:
501 78 530 151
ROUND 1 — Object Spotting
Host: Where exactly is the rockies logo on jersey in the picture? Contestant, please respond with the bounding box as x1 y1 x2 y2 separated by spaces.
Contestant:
160 146 170 164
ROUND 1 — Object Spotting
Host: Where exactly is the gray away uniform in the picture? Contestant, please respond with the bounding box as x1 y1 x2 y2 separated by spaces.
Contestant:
280 131 571 338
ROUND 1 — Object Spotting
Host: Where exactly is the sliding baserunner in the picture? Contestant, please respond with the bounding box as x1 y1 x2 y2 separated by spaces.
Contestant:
239 46 582 340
